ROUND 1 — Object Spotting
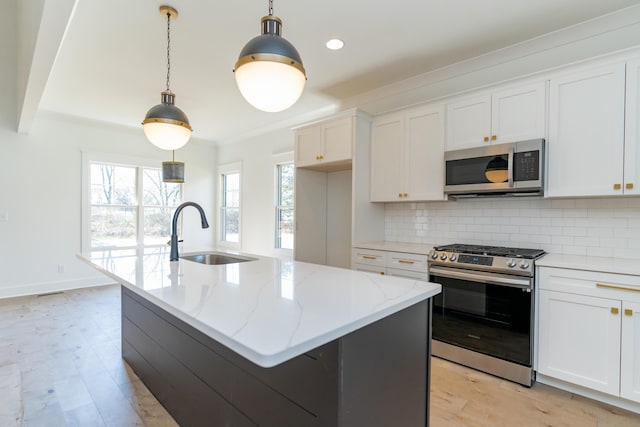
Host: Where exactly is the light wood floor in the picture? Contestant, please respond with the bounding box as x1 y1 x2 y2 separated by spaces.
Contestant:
1 284 639 426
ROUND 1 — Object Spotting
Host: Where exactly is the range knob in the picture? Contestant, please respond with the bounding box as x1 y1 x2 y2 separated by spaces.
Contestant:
449 254 457 262
440 253 448 261
431 251 438 260
507 259 517 268
519 260 530 269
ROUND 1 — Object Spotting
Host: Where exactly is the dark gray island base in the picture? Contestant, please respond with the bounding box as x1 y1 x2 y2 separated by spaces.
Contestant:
122 287 432 426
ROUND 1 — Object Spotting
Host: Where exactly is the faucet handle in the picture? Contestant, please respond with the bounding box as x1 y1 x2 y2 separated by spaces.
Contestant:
167 239 184 245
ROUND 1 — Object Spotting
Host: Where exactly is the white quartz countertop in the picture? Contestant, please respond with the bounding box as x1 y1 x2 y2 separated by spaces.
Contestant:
79 247 441 368
353 241 435 255
537 253 640 276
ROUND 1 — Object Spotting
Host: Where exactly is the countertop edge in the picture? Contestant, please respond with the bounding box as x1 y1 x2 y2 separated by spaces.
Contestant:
77 253 441 368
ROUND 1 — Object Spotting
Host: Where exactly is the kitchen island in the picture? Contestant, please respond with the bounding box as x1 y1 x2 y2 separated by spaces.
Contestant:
80 247 441 427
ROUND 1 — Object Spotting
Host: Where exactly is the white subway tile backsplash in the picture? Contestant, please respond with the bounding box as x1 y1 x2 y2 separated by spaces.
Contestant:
384 197 640 259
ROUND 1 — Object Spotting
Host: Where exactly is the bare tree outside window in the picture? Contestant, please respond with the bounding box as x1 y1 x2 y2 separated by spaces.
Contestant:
89 163 181 249
275 163 294 250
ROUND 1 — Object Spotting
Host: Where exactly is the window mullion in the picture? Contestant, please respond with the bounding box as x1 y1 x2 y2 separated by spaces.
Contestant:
136 166 144 247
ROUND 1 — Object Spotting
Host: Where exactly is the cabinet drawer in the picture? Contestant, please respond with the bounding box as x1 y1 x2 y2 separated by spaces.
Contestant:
387 252 428 273
387 268 428 281
354 263 386 275
352 248 386 267
538 267 640 302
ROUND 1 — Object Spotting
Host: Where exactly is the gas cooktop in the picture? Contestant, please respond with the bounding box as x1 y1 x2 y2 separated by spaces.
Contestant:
433 244 545 259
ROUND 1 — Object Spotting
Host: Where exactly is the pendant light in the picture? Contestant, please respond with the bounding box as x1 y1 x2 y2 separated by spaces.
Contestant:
485 156 509 183
142 6 192 150
162 150 185 183
233 0 306 112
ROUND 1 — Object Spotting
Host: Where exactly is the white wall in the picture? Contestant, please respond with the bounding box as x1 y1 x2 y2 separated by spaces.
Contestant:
385 197 640 259
0 112 216 298
216 128 294 257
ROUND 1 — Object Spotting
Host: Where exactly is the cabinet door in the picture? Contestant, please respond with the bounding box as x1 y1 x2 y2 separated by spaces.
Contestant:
353 263 386 275
370 113 405 201
405 105 445 201
322 117 352 163
538 289 621 396
624 59 640 195
295 125 322 167
445 94 491 150
386 268 428 281
547 63 626 197
621 301 640 403
491 82 546 144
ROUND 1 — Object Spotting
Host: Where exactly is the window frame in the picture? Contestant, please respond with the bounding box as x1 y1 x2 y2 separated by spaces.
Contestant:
217 162 242 248
273 152 294 253
81 151 183 252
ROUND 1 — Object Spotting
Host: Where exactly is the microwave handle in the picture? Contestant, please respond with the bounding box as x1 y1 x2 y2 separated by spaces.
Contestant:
508 147 514 188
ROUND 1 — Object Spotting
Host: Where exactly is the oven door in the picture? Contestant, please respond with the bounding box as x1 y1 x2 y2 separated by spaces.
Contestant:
429 266 533 367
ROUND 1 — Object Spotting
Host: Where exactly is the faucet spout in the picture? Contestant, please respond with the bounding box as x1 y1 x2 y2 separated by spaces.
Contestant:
170 202 210 261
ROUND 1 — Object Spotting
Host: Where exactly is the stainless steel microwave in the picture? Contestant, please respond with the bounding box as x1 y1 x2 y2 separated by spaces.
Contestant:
444 139 544 198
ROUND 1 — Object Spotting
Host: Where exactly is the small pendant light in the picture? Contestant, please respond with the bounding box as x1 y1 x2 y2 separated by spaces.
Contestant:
142 6 192 150
233 0 306 112
162 150 185 183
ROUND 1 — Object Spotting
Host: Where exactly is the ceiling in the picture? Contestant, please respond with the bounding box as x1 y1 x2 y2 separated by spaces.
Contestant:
25 0 640 144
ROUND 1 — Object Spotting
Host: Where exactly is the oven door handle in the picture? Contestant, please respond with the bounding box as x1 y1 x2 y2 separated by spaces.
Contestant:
429 267 532 290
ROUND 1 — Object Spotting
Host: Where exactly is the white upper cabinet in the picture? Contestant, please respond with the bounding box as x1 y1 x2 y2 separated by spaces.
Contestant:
370 104 445 202
547 63 626 197
295 116 353 168
624 58 640 196
445 81 546 151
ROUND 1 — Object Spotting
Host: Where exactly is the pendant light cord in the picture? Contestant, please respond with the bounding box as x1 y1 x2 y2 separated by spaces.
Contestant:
165 10 171 92
268 0 273 16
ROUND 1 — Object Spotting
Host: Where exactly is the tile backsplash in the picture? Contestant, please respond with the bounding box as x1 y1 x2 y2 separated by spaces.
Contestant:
384 197 640 259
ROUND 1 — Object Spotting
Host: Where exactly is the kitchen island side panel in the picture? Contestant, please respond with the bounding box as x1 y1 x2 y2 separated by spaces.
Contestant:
121 286 431 427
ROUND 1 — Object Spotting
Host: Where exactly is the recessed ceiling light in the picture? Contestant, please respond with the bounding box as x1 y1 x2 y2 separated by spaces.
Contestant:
326 38 344 50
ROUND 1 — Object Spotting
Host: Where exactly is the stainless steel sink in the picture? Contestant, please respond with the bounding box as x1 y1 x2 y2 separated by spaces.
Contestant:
180 252 256 265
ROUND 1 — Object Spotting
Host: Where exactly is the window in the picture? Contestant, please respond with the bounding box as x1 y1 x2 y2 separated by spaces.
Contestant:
84 154 181 250
219 163 241 245
275 162 294 250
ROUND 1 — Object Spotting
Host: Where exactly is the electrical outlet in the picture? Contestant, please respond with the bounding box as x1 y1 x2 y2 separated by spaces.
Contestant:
0 211 8 222
58 264 66 273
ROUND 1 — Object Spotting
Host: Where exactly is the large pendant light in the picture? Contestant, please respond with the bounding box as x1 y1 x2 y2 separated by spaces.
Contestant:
142 6 192 150
485 156 509 183
233 0 306 112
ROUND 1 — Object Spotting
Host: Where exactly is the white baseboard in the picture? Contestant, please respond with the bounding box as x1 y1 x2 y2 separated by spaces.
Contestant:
537 373 640 415
0 276 116 299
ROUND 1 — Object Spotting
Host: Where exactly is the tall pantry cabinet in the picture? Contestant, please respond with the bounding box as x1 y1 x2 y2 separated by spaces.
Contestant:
293 110 385 268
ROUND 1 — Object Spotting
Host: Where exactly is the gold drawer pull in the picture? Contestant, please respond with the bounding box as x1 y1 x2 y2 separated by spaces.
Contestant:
491 135 497 141
362 255 377 260
398 193 403 198
403 193 408 197
398 260 415 264
627 183 634 189
611 307 619 314
625 309 633 316
483 136 489 142
380 272 385 275
614 183 622 190
596 283 640 293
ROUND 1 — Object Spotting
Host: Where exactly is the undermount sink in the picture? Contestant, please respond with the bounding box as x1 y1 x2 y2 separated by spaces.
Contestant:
180 252 257 265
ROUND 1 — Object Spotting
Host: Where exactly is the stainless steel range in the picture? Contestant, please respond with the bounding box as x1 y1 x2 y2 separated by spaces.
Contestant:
428 244 546 386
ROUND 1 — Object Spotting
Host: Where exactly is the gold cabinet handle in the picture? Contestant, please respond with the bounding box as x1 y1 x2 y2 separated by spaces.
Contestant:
403 193 408 197
380 272 385 275
398 193 403 198
625 309 633 316
398 259 415 265
362 255 376 260
491 135 497 141
596 283 640 293
483 136 489 142
614 183 622 190
627 183 634 189
611 307 619 314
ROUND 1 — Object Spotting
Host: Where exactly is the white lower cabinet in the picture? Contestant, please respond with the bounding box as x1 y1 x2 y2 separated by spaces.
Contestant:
352 248 428 280
537 267 640 403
